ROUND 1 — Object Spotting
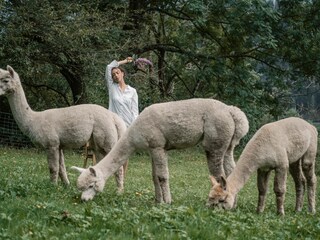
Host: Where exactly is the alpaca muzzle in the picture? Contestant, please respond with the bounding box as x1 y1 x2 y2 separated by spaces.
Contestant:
81 188 97 201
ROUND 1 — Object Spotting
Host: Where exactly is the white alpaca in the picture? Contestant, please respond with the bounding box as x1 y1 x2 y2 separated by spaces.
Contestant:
0 66 128 190
207 117 317 215
72 98 249 202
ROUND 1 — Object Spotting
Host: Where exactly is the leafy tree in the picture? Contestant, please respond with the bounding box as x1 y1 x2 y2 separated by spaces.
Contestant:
0 0 129 108
1 0 319 135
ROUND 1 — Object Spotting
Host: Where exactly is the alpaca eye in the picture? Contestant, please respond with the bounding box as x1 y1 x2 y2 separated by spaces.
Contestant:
88 183 95 188
219 199 226 203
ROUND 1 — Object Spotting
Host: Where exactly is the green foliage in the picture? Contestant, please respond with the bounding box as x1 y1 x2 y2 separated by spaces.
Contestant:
0 147 320 239
0 0 129 107
0 0 320 134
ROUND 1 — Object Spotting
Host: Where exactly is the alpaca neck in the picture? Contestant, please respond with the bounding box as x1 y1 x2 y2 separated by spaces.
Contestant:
97 132 136 179
7 84 35 134
228 152 258 196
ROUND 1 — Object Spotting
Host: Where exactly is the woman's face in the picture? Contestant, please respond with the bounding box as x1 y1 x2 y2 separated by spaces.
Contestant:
111 68 124 83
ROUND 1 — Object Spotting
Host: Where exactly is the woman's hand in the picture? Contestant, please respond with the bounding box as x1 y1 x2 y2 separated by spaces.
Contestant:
126 57 133 63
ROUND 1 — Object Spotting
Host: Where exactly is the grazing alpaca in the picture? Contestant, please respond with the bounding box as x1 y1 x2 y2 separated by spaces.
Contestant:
0 66 128 190
207 117 317 215
72 98 249 202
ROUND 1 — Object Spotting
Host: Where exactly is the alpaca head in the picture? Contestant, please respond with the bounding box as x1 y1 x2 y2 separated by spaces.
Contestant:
71 166 106 201
0 66 20 96
206 175 235 210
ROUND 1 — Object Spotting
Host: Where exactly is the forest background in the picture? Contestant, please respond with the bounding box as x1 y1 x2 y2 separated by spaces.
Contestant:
0 0 320 140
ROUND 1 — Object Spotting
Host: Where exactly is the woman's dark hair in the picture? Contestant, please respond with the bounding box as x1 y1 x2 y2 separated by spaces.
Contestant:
111 66 127 78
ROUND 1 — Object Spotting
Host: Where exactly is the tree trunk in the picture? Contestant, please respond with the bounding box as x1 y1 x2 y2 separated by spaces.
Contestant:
60 67 88 105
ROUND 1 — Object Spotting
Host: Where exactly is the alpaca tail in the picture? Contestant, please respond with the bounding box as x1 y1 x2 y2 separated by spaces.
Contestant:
228 106 249 146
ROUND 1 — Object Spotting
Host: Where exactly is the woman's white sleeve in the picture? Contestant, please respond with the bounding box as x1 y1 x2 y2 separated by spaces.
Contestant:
105 60 119 89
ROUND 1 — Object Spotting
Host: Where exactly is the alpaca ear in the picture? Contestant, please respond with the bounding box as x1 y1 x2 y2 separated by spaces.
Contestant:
70 166 85 173
209 175 218 186
7 65 14 77
220 176 227 190
89 167 97 177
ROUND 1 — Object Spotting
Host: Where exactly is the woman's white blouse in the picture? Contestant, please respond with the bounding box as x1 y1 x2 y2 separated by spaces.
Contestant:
105 60 139 127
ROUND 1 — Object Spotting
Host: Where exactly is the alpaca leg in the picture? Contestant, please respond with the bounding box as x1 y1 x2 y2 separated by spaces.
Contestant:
150 148 171 204
114 166 125 194
114 160 129 193
92 139 109 163
47 147 60 184
94 137 113 162
151 158 163 203
257 169 272 213
223 144 236 177
94 151 105 163
289 160 305 212
223 144 239 207
58 150 70 185
273 168 287 215
205 149 225 179
123 159 129 175
203 117 233 179
301 159 317 214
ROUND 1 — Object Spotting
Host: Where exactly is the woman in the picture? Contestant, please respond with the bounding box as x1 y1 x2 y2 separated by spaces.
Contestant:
105 57 138 127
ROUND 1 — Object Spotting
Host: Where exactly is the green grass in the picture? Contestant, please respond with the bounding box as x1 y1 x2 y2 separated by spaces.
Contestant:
0 147 320 239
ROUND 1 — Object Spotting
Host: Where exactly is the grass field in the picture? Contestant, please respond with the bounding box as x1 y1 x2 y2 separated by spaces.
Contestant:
0 146 320 239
